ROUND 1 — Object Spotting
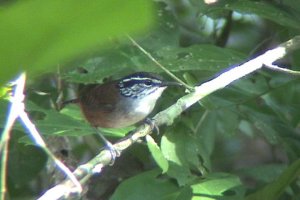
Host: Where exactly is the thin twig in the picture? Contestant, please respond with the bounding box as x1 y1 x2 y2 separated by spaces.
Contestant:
0 73 83 200
19 111 82 195
0 73 26 200
263 63 300 75
194 110 209 134
127 35 194 90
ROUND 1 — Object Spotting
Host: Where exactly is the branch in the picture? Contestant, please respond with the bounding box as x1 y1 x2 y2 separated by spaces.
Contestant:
38 35 300 199
154 36 300 125
38 124 153 199
0 73 26 200
0 74 82 200
263 63 300 75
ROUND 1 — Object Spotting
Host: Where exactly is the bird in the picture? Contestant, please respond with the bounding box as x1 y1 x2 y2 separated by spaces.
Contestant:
63 72 181 160
65 72 180 129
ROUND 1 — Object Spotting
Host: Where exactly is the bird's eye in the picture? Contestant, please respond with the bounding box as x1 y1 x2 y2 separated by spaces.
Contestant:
144 80 152 86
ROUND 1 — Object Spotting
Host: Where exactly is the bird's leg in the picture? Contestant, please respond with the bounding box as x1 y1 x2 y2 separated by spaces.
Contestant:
94 128 120 165
144 118 159 135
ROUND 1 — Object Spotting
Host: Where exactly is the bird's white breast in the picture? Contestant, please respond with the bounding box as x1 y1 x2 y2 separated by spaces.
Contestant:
134 87 166 115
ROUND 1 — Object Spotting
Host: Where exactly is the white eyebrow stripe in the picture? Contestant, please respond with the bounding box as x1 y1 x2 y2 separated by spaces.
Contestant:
122 77 161 83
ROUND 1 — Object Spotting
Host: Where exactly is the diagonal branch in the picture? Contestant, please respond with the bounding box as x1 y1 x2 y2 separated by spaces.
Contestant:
0 73 26 200
0 74 82 200
38 35 300 199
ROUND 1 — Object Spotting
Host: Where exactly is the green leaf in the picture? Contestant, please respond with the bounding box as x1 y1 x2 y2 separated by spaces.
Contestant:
64 43 246 84
110 169 180 200
9 100 128 137
8 132 47 186
193 111 218 169
190 173 244 200
61 104 132 137
25 101 92 136
225 0 300 29
263 78 300 127
161 131 197 186
0 99 9 125
63 53 140 84
236 164 286 183
216 108 239 136
246 159 300 200
158 111 220 186
146 135 169 173
156 45 246 72
238 105 281 145
0 0 154 85
210 76 269 108
161 114 219 186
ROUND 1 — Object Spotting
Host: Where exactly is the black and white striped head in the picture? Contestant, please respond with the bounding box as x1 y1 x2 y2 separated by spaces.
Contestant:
117 72 167 99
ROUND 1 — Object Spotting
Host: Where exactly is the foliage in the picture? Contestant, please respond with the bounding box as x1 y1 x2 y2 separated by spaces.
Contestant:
0 0 153 85
1 0 300 199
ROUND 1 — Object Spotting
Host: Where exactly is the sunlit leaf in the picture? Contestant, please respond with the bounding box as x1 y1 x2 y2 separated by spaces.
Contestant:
110 169 180 200
0 0 154 85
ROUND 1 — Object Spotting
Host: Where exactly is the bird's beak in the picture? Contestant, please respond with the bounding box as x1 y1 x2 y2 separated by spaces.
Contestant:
161 81 183 87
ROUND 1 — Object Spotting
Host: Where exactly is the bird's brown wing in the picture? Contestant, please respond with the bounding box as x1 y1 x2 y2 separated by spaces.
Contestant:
79 82 118 112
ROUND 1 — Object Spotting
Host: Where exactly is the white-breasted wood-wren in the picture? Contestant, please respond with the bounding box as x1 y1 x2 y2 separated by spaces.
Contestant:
65 72 181 129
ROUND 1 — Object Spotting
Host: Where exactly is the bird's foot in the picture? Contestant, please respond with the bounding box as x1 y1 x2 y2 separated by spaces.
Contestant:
145 118 159 135
95 128 120 165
